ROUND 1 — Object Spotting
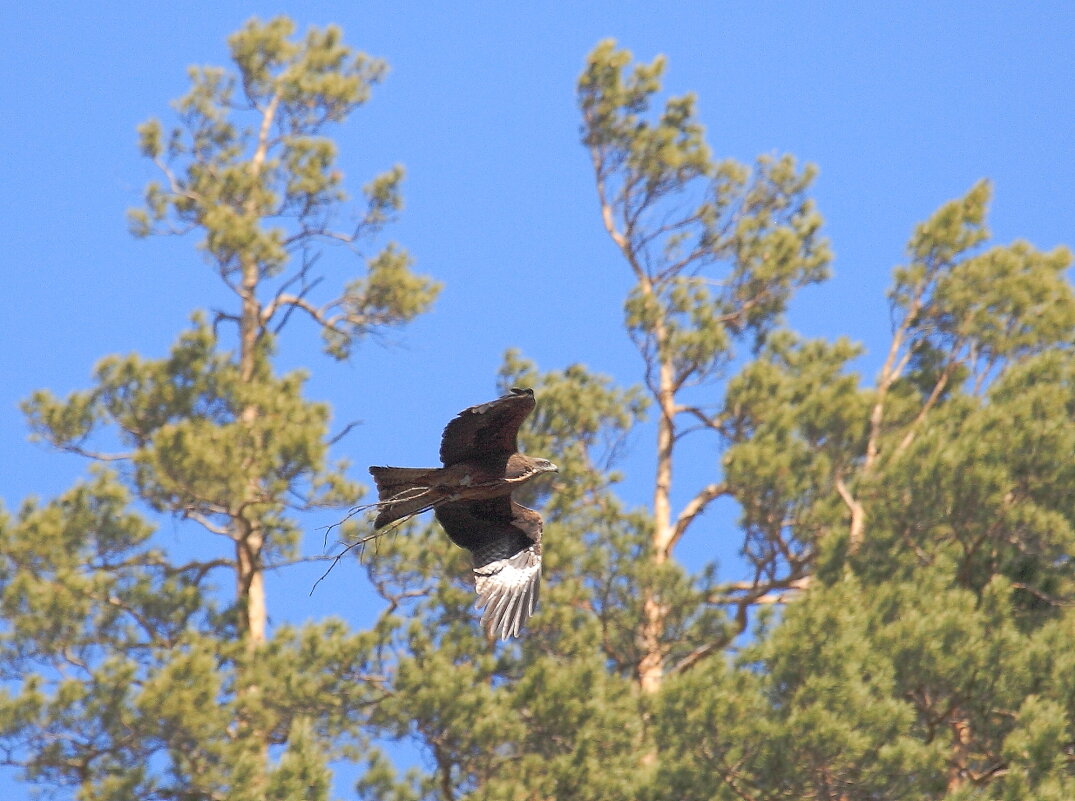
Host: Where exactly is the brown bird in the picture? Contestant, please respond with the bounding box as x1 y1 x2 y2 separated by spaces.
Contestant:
369 388 558 639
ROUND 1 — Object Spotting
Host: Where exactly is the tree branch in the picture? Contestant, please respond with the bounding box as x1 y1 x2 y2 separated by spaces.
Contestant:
674 575 812 674
865 299 919 472
327 419 362 447
260 293 334 331
251 89 282 174
892 357 958 459
590 141 644 281
182 509 232 537
671 482 726 546
164 557 233 581
673 404 727 438
834 475 865 553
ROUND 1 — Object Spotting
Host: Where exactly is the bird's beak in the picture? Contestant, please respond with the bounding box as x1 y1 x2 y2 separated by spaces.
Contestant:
548 463 560 473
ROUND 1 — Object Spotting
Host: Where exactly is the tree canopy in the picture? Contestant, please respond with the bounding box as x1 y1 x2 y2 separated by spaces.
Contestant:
1 16 439 801
2 21 1074 801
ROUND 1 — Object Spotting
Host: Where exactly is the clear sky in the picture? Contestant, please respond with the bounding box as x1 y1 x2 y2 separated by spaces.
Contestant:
2 1 1073 796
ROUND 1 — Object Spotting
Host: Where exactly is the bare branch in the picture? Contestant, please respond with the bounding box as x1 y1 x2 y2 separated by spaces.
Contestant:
151 154 205 208
52 442 132 462
671 640 723 675
251 90 282 174
105 595 165 647
866 295 922 472
261 293 334 330
835 475 865 553
675 405 726 435
327 420 362 447
590 143 642 280
1010 581 1075 607
677 574 812 674
211 309 241 339
671 482 726 547
182 509 232 537
708 574 812 612
282 225 364 249
271 270 324 336
163 557 232 580
892 357 958 459
633 206 708 253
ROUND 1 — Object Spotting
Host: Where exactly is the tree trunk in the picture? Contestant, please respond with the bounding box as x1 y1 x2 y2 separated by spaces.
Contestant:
232 92 278 647
235 248 269 783
235 518 267 645
947 714 971 793
236 254 267 647
639 335 677 694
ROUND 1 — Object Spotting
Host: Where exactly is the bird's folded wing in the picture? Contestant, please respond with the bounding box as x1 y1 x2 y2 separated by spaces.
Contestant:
474 544 541 640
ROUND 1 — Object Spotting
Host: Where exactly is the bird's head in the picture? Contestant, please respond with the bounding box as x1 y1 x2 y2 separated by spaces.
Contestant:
533 458 559 475
507 454 560 479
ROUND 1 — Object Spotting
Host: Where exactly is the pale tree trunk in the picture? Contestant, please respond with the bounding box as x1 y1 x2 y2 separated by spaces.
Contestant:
230 90 280 649
232 252 270 781
228 92 280 786
234 518 266 645
639 352 676 694
843 295 922 554
592 169 677 695
842 291 958 556
236 253 267 647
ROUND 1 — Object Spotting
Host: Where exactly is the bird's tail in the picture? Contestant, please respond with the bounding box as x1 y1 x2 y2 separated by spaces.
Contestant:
368 466 445 529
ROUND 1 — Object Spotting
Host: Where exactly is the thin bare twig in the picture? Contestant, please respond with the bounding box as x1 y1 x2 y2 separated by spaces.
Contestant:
327 420 362 447
671 482 727 547
309 486 452 594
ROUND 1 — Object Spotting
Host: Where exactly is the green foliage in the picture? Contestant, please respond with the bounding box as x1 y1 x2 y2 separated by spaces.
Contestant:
0 472 384 799
265 719 333 801
695 181 1072 797
129 16 440 359
24 318 355 556
891 180 1074 389
0 15 438 801
581 39 830 382
721 333 868 578
860 347 1075 612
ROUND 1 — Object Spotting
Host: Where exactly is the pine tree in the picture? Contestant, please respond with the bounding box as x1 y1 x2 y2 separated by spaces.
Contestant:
652 183 1075 800
0 16 438 800
578 39 831 693
349 42 1075 801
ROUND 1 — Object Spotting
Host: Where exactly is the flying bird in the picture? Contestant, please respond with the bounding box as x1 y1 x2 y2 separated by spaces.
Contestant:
369 388 558 639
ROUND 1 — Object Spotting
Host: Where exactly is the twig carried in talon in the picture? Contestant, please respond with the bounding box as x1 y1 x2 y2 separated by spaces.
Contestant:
310 490 450 595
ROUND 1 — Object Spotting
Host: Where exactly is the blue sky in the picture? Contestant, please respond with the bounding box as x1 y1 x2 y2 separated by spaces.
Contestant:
2 2 1073 795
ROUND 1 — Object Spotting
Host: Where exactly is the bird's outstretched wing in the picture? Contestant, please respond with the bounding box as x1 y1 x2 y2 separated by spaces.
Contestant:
435 497 543 639
439 387 536 466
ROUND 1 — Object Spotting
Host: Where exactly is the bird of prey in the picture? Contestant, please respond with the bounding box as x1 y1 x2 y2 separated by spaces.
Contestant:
369 388 558 639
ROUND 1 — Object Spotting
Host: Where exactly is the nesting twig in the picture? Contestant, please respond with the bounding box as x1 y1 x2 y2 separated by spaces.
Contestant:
309 486 449 594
